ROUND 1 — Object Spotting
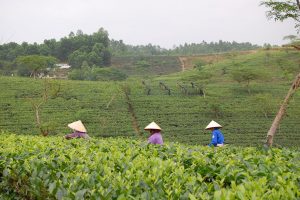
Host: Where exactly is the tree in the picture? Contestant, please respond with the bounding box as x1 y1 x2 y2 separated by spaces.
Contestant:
28 80 61 136
39 44 51 56
58 37 74 61
266 73 300 146
68 50 87 68
0 60 14 75
44 39 58 57
261 0 300 146
92 28 109 48
261 0 300 31
283 34 298 42
102 48 111 66
16 55 57 78
25 42 40 55
231 68 266 94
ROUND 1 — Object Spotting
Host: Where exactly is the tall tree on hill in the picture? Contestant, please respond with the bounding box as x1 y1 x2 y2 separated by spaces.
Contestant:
90 43 104 66
261 0 300 146
58 37 74 61
68 50 87 68
44 39 59 57
25 42 40 55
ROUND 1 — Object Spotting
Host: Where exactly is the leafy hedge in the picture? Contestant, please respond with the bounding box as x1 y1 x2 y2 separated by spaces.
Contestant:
0 134 299 199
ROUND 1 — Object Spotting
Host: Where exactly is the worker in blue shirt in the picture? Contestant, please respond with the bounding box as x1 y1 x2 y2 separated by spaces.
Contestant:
205 120 225 147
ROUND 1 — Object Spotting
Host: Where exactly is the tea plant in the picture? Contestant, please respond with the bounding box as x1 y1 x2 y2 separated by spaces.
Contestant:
0 134 299 199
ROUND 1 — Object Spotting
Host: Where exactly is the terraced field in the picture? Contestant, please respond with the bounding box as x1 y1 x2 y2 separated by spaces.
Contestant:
0 49 300 147
111 56 182 76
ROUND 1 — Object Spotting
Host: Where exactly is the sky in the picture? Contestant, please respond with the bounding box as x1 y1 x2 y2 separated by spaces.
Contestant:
0 0 296 49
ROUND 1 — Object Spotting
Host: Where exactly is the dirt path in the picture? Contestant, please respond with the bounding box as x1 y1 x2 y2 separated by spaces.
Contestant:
178 57 187 72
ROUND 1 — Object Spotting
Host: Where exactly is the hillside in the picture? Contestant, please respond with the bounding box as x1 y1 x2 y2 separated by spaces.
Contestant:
0 49 300 147
110 51 256 76
110 56 182 76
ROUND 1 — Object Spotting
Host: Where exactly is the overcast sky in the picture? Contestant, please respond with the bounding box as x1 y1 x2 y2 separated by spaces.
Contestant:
0 0 296 48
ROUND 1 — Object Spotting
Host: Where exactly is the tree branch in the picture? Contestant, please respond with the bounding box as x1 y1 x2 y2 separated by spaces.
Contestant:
291 44 300 50
296 0 300 11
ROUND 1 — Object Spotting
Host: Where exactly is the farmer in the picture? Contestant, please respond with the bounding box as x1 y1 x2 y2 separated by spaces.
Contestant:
65 120 90 139
205 120 224 147
144 121 163 145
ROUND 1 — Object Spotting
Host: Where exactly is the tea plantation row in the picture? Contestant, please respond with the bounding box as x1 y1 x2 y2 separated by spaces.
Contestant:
0 134 299 199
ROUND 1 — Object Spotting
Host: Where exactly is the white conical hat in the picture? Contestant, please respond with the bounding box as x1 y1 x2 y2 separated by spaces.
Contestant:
205 120 222 130
68 120 87 132
144 121 162 130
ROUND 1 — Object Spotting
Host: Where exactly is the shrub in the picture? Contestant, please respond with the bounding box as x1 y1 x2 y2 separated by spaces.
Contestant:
193 60 207 71
136 60 151 68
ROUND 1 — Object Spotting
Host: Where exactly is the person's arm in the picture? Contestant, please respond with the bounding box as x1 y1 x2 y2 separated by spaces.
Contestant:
65 132 77 140
65 134 72 140
148 135 155 144
208 132 217 146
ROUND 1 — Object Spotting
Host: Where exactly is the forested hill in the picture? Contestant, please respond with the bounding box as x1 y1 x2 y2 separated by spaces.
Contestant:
0 28 111 70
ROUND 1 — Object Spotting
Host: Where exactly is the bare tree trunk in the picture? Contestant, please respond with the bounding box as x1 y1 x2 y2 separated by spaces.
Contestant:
31 101 43 132
106 94 117 108
266 73 300 146
34 104 41 127
296 0 300 11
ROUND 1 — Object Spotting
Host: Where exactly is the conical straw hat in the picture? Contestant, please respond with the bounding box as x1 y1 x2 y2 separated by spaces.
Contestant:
68 120 87 132
144 121 162 130
205 120 222 130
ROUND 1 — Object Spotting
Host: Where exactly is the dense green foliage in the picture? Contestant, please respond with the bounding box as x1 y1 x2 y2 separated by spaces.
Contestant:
0 50 300 147
0 28 111 76
0 134 299 199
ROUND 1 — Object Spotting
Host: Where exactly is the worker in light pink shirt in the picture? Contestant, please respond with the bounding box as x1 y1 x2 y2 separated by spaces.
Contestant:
144 121 163 145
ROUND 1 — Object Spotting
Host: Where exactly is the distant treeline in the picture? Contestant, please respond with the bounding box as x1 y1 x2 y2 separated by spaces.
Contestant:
109 40 263 56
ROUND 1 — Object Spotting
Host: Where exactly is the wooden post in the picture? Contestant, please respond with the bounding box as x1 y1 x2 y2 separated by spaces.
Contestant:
266 73 300 146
